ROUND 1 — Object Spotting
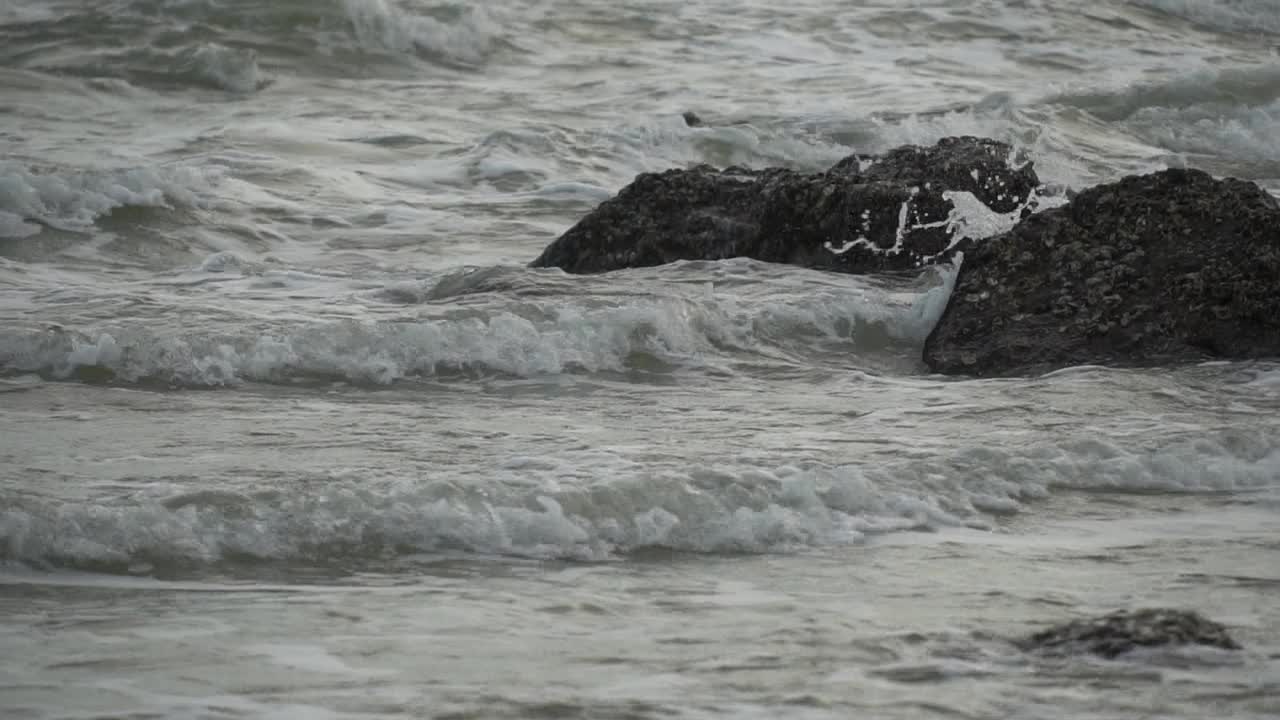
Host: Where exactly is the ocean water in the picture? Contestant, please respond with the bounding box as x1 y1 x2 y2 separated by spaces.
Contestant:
2 1 1280 717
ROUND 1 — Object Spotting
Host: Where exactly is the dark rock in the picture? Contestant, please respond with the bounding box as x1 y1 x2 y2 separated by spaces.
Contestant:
1018 608 1241 659
530 136 1040 276
843 137 1036 214
924 168 1280 376
682 111 703 128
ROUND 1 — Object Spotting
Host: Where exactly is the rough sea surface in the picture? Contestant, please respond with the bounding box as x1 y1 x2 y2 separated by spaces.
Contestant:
2 1 1279 718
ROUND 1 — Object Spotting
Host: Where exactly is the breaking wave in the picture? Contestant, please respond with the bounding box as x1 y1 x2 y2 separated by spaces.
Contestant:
1044 62 1280 177
340 0 499 66
0 161 222 236
3 430 1276 571
0 262 956 386
1045 63 1280 122
169 42 264 94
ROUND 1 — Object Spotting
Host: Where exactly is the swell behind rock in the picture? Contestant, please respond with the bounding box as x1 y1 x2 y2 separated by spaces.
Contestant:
530 137 1040 276
924 168 1280 376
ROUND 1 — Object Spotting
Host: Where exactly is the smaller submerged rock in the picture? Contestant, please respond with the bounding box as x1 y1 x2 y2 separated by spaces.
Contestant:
1018 608 1241 659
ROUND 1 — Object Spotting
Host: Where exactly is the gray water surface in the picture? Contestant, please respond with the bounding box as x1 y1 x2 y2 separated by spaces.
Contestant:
3 1 1280 717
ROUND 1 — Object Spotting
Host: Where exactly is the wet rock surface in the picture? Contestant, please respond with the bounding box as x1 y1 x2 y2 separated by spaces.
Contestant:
1018 608 1241 659
529 136 1040 276
924 168 1280 376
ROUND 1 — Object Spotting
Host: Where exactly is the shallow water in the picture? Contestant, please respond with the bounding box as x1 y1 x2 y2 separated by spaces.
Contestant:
3 1 1280 717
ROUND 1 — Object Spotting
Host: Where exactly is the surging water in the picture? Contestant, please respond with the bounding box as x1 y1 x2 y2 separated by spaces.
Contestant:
2 1 1279 718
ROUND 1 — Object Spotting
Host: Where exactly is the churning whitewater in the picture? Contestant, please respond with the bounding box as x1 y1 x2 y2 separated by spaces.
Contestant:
2 1 1279 719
